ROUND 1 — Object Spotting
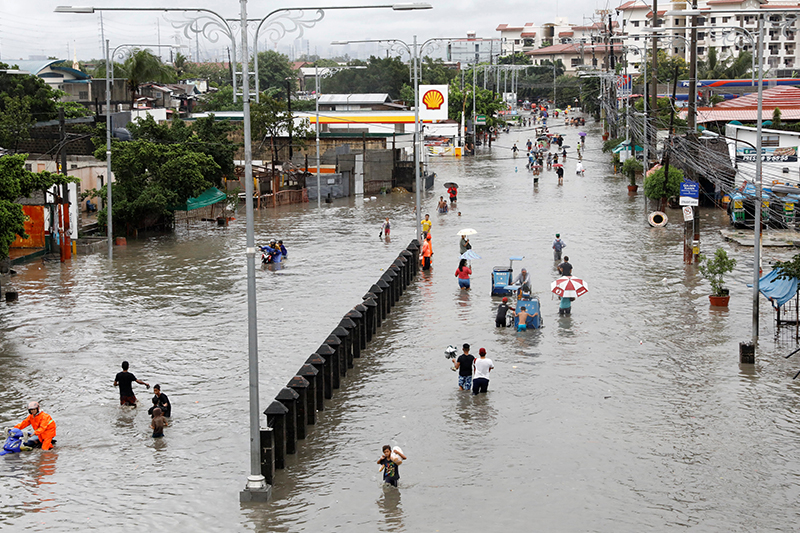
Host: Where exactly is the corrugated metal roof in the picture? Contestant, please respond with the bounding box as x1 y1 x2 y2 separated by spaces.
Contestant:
318 94 392 105
688 108 800 124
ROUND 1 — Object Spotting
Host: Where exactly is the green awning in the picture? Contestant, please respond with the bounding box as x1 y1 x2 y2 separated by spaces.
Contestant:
169 187 227 211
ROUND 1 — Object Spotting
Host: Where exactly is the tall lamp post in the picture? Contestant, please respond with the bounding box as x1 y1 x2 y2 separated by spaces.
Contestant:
56 1 430 501
333 36 455 242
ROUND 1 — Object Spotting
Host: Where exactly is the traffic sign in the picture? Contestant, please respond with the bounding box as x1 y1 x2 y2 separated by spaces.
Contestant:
679 180 699 198
680 196 699 206
475 115 486 125
682 206 694 221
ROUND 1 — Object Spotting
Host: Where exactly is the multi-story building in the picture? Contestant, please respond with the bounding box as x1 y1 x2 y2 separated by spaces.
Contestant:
496 18 619 70
616 0 799 76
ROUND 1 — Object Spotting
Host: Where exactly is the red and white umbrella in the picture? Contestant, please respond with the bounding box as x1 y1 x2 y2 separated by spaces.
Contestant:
550 276 589 298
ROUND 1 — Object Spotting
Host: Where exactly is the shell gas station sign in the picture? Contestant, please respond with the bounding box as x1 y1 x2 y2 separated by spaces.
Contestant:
418 85 448 122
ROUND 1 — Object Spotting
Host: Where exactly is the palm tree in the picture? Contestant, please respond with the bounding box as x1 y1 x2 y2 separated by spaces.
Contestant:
174 53 189 79
118 49 174 109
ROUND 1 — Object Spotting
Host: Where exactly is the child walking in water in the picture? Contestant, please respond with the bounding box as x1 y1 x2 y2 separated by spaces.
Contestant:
150 407 168 438
380 217 390 238
377 444 407 487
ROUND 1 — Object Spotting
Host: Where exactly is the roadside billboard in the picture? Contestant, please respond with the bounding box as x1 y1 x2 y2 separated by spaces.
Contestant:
418 85 448 122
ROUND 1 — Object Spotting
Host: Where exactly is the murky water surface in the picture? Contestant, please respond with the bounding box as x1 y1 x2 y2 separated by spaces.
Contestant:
3 120 800 532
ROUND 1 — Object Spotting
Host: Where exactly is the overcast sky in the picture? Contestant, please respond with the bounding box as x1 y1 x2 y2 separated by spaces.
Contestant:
1 0 617 63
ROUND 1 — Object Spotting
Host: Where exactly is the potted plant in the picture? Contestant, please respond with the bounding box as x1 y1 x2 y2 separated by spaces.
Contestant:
698 248 737 306
622 157 643 192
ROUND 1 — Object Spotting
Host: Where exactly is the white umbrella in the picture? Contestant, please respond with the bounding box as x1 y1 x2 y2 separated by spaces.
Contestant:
457 228 478 236
460 250 481 260
550 276 589 299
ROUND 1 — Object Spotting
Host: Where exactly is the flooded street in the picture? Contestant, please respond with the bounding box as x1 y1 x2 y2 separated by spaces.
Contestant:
4 119 800 532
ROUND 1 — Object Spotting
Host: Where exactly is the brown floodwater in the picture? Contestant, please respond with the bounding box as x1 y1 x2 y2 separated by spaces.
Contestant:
3 119 800 532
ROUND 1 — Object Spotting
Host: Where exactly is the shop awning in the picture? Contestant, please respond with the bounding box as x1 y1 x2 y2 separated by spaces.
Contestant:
169 187 227 211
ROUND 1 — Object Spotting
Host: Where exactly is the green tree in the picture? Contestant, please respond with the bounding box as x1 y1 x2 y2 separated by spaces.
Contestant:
250 95 312 161
0 96 33 152
182 61 232 87
498 52 531 65
649 49 689 82
0 153 78 259
126 114 235 184
698 248 737 296
174 53 189 78
421 57 459 84
94 140 219 233
774 253 800 281
256 50 296 99
644 165 684 199
197 86 242 112
0 62 60 121
322 56 409 99
447 76 506 128
117 49 175 108
773 107 782 129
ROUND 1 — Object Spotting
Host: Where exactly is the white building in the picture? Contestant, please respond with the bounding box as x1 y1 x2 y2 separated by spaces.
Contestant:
616 0 800 76
497 18 617 57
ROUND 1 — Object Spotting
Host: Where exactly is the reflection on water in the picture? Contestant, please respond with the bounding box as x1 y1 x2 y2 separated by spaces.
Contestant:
377 485 404 531
3 120 800 531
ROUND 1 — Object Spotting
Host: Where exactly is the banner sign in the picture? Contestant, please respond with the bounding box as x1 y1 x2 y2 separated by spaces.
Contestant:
736 146 798 163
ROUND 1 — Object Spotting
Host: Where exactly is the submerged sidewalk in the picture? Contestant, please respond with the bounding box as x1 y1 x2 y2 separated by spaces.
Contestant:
721 228 800 247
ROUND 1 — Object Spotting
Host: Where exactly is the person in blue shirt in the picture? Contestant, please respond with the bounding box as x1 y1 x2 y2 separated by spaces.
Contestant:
278 240 287 258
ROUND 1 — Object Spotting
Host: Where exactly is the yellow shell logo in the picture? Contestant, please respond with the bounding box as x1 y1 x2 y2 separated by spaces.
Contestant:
422 90 444 110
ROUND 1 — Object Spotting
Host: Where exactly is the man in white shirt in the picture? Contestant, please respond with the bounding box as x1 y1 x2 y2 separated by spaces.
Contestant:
472 348 494 395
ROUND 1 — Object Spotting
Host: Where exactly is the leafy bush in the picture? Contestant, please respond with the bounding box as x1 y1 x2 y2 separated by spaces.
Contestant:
602 136 624 153
622 157 643 185
644 165 683 199
698 248 736 296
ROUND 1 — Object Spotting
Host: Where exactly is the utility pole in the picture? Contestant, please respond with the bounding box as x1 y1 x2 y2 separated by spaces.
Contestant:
58 108 71 262
286 78 293 160
688 0 700 263
651 0 659 145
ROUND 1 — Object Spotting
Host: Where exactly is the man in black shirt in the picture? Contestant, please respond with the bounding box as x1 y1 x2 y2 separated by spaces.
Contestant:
114 361 150 406
495 297 514 327
148 384 171 418
558 256 573 277
453 344 475 391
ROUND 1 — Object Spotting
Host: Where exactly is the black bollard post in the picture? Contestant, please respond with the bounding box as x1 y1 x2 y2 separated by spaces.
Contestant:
345 310 362 358
320 340 340 392
259 427 275 485
390 265 403 299
740 342 755 364
400 250 413 284
287 376 310 440
365 291 381 329
408 240 420 276
339 317 357 367
370 283 386 322
298 364 319 426
394 257 408 290
305 354 326 410
264 400 288 469
354 304 368 349
376 278 391 317
381 271 397 308
275 387 299 454
332 326 351 373
361 295 378 338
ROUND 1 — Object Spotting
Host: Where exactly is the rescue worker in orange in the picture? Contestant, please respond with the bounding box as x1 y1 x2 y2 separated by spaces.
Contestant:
15 401 56 450
421 233 433 270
